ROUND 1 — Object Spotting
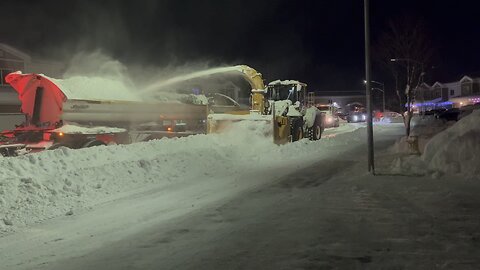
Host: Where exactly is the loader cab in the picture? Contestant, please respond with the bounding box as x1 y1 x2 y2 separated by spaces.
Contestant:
267 81 307 104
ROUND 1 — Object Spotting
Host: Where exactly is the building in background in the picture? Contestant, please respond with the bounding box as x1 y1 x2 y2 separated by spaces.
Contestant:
414 75 480 111
0 43 65 129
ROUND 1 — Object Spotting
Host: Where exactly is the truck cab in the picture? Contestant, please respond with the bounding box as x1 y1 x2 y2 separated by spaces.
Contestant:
316 103 340 128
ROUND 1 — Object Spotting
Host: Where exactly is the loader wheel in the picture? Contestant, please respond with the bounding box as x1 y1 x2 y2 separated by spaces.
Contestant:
82 140 106 148
291 119 304 142
308 123 322 141
308 118 323 141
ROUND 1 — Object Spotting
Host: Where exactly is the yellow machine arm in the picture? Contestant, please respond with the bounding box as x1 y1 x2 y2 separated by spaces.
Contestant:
234 65 266 114
235 65 265 90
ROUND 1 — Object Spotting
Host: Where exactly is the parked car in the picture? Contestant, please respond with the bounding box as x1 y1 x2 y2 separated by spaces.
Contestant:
424 108 446 116
459 104 480 119
435 108 461 122
383 111 402 118
347 111 367 123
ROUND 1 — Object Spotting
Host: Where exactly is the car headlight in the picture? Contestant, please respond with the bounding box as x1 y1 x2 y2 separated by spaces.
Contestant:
353 115 358 121
362 114 366 120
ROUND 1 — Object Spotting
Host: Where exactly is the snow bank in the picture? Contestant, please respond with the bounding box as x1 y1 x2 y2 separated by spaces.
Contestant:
390 115 450 154
53 124 126 134
0 122 364 234
389 113 479 178
410 115 450 137
422 109 480 178
390 154 429 176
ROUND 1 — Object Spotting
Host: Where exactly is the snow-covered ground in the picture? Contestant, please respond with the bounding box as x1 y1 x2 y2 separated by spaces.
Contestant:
1 119 479 270
0 122 361 235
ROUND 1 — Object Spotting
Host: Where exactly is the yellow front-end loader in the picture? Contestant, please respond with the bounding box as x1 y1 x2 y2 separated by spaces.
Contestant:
207 65 325 144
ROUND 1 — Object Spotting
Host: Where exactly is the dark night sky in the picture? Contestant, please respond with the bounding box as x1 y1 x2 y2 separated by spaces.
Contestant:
1 0 479 91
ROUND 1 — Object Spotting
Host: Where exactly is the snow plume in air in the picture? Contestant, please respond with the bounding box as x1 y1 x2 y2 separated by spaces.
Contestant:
140 65 244 94
62 51 250 104
63 50 134 86
53 51 142 102
136 64 254 106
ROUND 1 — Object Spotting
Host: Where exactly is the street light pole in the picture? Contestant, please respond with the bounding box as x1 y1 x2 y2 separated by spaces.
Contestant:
382 88 385 112
372 81 385 112
372 87 385 112
364 0 375 174
364 80 385 112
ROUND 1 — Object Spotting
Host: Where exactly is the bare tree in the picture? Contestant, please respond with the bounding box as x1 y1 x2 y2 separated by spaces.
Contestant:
375 17 434 137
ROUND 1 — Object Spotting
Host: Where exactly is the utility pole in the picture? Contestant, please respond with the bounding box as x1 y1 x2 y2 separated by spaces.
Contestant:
364 0 375 174
372 87 385 112
382 87 385 112
364 80 385 112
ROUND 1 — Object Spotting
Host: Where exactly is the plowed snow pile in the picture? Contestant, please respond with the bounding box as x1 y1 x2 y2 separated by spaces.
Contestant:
422 109 480 178
0 122 363 234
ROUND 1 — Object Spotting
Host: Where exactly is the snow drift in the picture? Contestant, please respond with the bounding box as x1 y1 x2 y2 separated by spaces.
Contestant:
422 109 480 178
390 115 451 155
0 122 363 234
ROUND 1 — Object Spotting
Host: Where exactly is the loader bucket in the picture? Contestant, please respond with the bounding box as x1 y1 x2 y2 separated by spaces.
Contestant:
273 115 290 144
207 113 290 144
207 113 271 133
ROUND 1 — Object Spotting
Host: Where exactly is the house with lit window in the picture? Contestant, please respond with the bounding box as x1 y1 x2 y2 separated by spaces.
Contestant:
450 76 480 106
413 75 480 111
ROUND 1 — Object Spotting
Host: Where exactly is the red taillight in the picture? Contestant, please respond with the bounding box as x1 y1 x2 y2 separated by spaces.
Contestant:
43 132 52 141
